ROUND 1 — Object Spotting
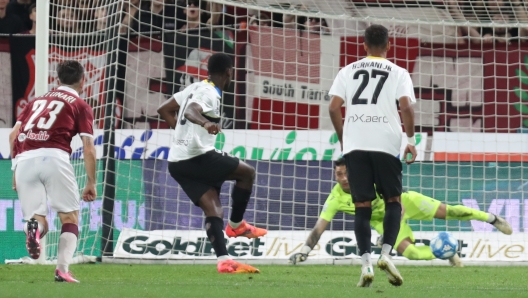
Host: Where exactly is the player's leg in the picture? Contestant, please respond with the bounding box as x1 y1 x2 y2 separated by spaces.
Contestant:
396 196 463 267
344 151 375 287
376 159 403 258
397 191 442 261
168 159 259 274
25 214 49 238
434 203 512 235
55 211 80 282
374 216 436 261
198 188 259 274
382 195 401 254
199 189 229 260
395 223 436 260
400 236 463 268
167 162 231 262
374 220 437 261
224 160 267 238
385 230 462 266
42 157 82 283
15 158 49 260
372 152 404 286
398 239 436 260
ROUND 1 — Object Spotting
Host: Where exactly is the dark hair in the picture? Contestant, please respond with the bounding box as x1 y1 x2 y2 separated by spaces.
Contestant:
334 157 346 168
207 53 233 75
57 60 84 86
364 24 389 50
186 0 203 6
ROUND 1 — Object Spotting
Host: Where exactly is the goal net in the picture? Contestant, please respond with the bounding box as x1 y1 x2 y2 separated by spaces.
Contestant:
6 0 528 265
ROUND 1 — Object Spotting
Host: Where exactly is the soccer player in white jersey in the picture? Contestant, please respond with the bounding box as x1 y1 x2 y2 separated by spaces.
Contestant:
157 53 267 274
328 24 417 287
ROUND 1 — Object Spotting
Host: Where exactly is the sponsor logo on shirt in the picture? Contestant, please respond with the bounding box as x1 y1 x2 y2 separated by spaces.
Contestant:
176 139 190 146
348 114 389 123
17 133 27 142
18 130 50 142
26 130 50 141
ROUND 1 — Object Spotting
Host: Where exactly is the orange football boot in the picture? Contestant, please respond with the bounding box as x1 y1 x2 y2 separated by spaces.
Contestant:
217 259 260 274
225 220 267 239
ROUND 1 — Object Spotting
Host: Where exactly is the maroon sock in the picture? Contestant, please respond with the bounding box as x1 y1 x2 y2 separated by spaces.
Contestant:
61 223 79 237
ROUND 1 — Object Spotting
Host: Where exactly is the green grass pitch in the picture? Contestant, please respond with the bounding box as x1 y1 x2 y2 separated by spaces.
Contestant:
1 264 528 298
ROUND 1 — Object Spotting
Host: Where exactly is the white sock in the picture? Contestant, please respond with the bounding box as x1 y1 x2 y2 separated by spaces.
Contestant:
217 255 231 262
56 232 77 273
486 213 496 223
300 245 311 255
381 244 393 256
229 220 242 229
361 253 371 267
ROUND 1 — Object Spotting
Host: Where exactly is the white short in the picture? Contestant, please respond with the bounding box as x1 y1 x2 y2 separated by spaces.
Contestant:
15 156 80 220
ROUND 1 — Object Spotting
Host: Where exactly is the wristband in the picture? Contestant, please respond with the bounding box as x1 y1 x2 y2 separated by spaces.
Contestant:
201 121 209 127
407 136 416 146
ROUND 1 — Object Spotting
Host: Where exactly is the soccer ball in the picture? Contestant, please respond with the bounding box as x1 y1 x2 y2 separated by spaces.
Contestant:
430 232 458 260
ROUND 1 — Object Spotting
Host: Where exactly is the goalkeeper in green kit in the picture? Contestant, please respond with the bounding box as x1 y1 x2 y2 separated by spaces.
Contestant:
289 158 513 267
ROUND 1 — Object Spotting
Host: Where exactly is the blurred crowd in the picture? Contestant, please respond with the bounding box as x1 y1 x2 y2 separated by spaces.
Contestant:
0 0 332 36
445 0 528 43
0 0 527 43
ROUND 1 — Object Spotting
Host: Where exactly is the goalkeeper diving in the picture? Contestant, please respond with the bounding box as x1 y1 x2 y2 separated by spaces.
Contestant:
289 158 513 267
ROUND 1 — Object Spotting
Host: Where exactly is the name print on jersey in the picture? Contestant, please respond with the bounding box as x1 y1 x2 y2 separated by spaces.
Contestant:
351 61 392 72
44 91 78 104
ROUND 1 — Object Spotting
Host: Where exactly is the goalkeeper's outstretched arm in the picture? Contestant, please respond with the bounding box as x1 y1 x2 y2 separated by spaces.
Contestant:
289 218 330 264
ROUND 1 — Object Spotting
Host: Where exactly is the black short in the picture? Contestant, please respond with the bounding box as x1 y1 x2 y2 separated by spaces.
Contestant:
168 150 239 206
344 150 402 203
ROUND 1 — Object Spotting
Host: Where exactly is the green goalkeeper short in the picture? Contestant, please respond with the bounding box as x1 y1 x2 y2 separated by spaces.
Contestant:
401 191 442 221
372 191 442 249
372 221 415 249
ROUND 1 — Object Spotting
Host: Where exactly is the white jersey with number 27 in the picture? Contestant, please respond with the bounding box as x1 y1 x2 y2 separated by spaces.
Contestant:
168 80 222 162
329 56 416 157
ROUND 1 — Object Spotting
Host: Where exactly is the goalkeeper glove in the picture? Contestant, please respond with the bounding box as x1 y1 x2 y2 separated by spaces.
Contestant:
289 253 308 265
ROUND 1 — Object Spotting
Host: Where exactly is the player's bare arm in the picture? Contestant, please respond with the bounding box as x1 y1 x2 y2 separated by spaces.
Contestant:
305 218 330 249
289 218 330 264
399 96 417 164
9 122 21 190
81 135 97 202
157 96 181 129
184 102 221 135
9 122 20 157
329 95 345 151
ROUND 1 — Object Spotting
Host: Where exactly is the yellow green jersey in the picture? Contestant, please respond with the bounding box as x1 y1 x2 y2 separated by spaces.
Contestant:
319 183 442 249
319 183 441 223
320 184 386 222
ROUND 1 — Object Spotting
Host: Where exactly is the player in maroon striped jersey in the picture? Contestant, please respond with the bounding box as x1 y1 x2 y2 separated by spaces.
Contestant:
9 60 96 283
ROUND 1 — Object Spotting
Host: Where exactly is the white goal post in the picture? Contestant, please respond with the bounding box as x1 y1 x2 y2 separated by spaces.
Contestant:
5 0 528 266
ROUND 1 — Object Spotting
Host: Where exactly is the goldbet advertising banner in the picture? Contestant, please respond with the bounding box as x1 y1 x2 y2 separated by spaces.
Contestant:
115 229 525 262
